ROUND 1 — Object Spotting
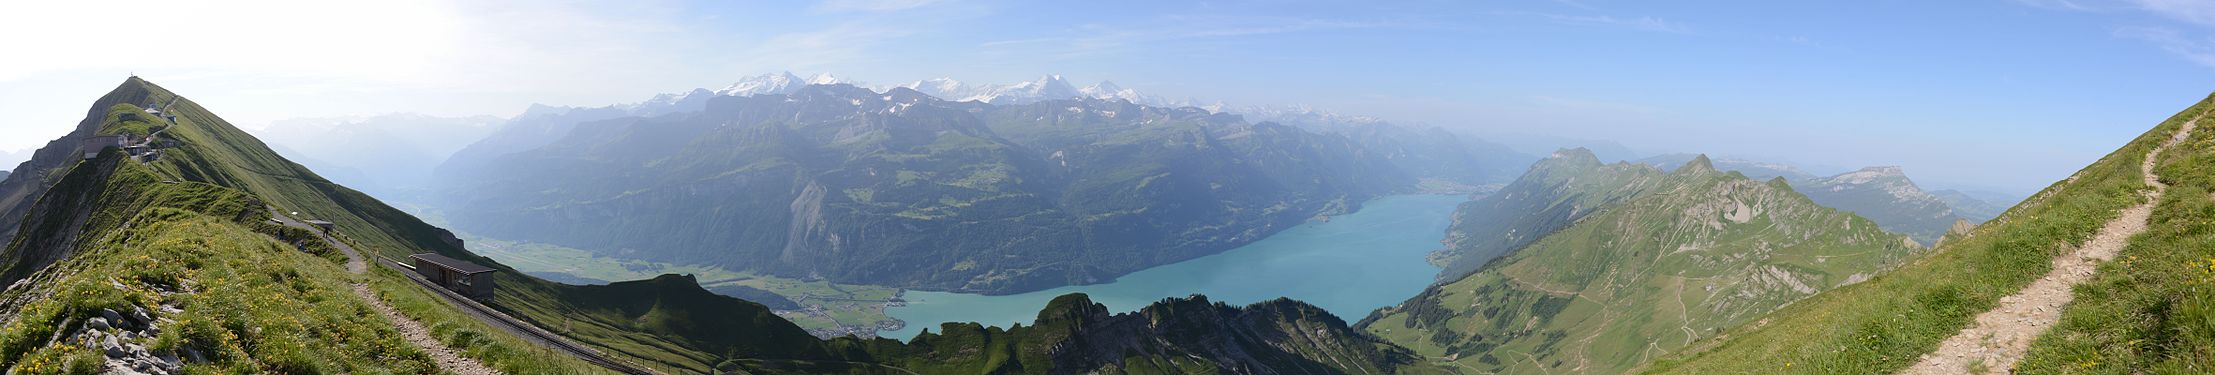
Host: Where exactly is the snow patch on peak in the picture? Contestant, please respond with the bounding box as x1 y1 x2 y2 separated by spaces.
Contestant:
716 71 809 97
988 75 1081 103
1080 80 1149 103
1086 80 1122 94
904 77 964 92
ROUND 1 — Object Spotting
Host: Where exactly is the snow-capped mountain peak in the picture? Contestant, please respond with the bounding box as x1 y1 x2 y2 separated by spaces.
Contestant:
1085 80 1123 94
900 78 966 99
680 72 1199 110
715 71 811 97
1081 80 1151 103
977 74 1080 103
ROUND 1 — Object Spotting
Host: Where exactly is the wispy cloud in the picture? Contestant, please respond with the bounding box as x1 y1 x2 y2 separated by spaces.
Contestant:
2116 27 2215 67
816 0 943 13
1491 11 1692 34
2018 0 2215 67
738 23 918 72
1169 17 1420 38
2136 0 2215 26
1547 0 1597 11
731 0 987 75
2014 0 2102 11
976 15 1437 63
1530 95 1660 115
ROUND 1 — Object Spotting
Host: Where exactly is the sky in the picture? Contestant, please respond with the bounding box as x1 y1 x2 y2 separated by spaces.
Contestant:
4 0 2215 194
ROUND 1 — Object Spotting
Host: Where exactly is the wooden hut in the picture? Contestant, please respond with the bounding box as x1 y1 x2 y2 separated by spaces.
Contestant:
409 253 497 300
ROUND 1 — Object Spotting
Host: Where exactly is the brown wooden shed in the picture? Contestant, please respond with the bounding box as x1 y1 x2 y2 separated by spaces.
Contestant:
409 253 497 300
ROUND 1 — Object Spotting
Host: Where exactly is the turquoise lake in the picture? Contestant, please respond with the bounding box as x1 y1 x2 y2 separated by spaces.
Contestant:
881 194 1470 340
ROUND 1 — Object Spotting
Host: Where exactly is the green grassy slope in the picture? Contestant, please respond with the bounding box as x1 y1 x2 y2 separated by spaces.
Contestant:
0 79 617 373
0 159 444 373
14 78 767 373
1646 94 2214 374
0 149 610 372
1362 157 1921 374
1431 148 1671 278
2017 102 2215 373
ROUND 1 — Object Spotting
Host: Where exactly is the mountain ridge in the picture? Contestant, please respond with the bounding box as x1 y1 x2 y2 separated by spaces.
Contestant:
1637 154 1989 245
1365 152 1923 374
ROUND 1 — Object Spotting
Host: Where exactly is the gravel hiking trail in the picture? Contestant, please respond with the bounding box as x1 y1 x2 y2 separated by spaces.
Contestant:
1903 118 2199 374
271 209 499 374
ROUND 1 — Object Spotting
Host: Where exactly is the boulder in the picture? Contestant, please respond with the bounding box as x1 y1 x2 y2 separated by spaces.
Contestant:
101 308 128 329
102 335 124 357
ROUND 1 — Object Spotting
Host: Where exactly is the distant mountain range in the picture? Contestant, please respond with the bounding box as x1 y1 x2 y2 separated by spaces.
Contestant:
412 71 1543 295
1636 153 2022 244
1366 152 1924 374
250 114 502 200
1927 188 2018 221
431 82 1522 294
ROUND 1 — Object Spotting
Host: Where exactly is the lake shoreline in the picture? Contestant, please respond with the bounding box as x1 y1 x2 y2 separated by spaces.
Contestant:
880 194 1474 340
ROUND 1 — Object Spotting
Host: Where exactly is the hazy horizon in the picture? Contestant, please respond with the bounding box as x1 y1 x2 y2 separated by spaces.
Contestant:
8 0 2215 194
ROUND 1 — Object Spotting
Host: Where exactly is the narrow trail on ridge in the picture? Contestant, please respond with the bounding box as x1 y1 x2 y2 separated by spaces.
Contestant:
269 208 499 375
1902 117 2199 374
